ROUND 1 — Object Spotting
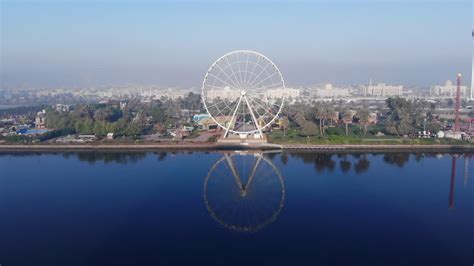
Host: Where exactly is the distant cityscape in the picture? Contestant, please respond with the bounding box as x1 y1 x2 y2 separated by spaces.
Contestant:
1 79 472 108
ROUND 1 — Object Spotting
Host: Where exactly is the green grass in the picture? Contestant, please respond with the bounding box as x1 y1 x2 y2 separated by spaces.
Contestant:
268 128 469 145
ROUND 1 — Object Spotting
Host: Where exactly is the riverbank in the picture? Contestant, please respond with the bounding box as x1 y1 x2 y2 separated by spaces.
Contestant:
0 143 472 152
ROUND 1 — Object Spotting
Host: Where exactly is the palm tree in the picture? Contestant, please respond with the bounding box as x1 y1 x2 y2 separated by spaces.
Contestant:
280 116 289 136
315 107 325 136
357 108 370 135
324 104 336 128
342 110 353 136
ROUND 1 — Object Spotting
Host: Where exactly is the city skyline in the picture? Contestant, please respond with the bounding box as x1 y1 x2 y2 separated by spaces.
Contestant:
1 0 472 89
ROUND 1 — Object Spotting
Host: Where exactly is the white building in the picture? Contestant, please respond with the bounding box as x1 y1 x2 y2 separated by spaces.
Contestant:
361 83 403 97
206 86 240 100
53 104 71 112
265 88 300 99
430 80 467 98
316 83 350 98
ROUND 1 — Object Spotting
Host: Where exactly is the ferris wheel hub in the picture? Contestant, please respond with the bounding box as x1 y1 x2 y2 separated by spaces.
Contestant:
240 90 246 96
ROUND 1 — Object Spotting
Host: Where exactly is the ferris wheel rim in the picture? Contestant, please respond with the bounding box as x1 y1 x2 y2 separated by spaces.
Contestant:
201 50 286 135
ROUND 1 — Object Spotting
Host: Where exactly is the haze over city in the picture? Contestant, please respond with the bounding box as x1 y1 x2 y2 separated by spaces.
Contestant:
1 0 471 89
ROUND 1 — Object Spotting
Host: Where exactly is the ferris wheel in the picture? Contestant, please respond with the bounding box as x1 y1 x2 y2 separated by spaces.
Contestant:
202 50 285 138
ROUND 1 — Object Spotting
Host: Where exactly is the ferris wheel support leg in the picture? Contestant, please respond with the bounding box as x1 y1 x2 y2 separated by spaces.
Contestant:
224 95 243 138
244 95 263 138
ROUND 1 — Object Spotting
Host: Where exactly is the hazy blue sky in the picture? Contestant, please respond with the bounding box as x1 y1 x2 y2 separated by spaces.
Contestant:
1 0 471 89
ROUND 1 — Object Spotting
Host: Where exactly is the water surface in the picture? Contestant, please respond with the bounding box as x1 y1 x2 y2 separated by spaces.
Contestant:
0 151 472 266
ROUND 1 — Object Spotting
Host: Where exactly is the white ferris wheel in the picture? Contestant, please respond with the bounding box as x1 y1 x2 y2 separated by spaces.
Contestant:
202 50 285 138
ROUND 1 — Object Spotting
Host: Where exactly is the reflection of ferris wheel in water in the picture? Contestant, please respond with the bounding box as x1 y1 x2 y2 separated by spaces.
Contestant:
202 50 285 138
204 153 285 232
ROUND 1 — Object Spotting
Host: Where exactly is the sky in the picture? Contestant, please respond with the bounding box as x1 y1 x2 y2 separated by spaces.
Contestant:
1 0 472 89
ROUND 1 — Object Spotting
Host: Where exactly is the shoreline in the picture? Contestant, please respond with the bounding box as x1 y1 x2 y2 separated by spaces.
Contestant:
0 143 472 152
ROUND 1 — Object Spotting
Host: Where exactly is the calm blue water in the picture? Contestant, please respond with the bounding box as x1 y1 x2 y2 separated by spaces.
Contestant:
0 151 472 266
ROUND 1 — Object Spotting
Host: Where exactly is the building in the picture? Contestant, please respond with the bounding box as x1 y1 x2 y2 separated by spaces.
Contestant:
206 86 240 100
265 88 300 99
35 110 46 128
53 104 71 112
361 83 403 97
430 80 468 98
316 84 350 98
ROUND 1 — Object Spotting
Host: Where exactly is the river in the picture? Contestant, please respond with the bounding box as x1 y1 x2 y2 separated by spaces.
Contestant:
0 151 472 265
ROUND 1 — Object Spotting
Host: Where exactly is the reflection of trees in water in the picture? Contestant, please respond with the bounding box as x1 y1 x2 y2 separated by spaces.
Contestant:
280 152 289 165
285 152 474 174
339 157 351 173
354 155 370 174
383 153 410 167
76 152 147 164
157 152 167 161
314 154 335 173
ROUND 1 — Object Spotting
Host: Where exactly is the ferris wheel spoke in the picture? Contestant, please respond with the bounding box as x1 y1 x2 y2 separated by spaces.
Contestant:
247 96 268 119
225 56 243 89
207 73 238 90
248 94 282 110
235 52 245 89
246 100 264 123
247 96 277 123
247 61 272 90
253 81 284 92
213 62 241 89
247 94 275 111
206 84 232 90
243 52 251 89
206 99 228 110
246 96 270 123
244 56 260 88
249 70 279 90
211 102 232 118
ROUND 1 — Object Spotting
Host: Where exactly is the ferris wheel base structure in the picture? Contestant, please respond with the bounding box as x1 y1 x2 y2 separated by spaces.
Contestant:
217 132 268 144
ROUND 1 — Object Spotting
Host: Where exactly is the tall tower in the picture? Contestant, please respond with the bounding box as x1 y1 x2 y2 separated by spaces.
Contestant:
454 73 461 132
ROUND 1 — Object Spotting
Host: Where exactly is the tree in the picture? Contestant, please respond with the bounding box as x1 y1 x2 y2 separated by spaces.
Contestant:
182 92 203 111
342 110 353 136
295 113 318 137
384 97 416 136
315 105 325 135
357 108 370 135
280 116 289 136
